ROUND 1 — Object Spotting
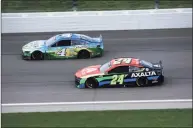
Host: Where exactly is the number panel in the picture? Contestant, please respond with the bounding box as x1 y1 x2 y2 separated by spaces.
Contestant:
110 74 126 85
110 75 118 85
95 70 143 87
113 58 132 65
56 48 66 56
46 47 76 59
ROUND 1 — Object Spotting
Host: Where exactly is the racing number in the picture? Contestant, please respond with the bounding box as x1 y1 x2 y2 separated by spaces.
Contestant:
56 49 66 56
113 58 132 65
110 74 126 85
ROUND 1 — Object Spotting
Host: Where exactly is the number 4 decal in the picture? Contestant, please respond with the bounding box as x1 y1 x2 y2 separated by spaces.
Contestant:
56 49 66 56
110 74 127 85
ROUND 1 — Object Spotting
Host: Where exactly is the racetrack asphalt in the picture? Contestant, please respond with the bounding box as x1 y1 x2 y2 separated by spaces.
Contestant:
2 28 192 103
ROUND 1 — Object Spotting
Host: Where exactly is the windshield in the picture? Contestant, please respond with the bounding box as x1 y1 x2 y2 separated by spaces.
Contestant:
46 36 57 46
100 61 111 73
140 60 153 68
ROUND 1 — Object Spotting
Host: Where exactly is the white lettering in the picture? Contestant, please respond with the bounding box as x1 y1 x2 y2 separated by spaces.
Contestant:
75 45 88 48
131 71 156 78
81 68 97 75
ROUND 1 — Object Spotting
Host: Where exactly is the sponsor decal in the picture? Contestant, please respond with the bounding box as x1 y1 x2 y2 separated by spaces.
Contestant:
131 71 156 78
154 64 160 67
61 33 71 37
152 80 158 83
81 68 97 75
145 68 149 71
75 45 88 48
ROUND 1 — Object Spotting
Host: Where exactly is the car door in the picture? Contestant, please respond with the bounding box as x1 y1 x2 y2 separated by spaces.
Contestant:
47 39 72 59
105 66 129 86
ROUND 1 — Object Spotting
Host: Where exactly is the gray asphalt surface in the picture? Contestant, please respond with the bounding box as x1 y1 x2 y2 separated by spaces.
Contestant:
2 28 192 104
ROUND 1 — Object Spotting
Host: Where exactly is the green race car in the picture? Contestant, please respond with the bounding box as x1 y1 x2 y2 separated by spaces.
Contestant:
22 33 104 60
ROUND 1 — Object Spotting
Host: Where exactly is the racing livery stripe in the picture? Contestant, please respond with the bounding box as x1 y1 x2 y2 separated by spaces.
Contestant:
96 76 113 82
79 76 160 88
147 76 159 80
124 78 137 82
77 84 85 88
99 81 111 86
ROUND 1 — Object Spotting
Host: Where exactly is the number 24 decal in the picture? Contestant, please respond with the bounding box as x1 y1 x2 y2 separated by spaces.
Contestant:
110 74 127 85
113 58 132 65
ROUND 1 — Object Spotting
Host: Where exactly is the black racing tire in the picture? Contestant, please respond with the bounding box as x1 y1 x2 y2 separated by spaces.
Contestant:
136 77 149 87
31 51 44 60
85 77 98 88
77 50 90 59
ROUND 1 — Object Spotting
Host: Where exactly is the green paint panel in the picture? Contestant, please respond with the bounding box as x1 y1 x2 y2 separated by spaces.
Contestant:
80 78 86 84
96 76 113 82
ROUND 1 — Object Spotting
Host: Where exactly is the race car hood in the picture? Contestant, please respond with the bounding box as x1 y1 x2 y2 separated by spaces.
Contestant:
23 40 46 50
75 65 101 78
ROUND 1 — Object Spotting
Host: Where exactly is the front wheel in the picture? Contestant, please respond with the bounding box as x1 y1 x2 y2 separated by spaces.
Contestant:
31 51 43 60
85 78 98 88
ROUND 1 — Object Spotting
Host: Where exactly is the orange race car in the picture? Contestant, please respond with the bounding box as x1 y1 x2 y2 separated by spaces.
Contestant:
75 57 164 88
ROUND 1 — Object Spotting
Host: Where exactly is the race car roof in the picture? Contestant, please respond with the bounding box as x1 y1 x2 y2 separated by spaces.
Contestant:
57 33 93 41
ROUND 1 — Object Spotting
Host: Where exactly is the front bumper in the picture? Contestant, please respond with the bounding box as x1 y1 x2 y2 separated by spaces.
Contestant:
75 76 86 88
21 51 31 60
75 76 81 86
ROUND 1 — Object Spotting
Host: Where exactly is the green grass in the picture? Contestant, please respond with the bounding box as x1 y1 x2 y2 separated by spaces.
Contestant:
2 109 192 127
2 0 192 13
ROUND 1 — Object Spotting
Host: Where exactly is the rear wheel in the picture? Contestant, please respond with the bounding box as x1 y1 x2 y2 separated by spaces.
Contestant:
85 78 98 88
136 77 149 87
31 51 43 60
78 50 90 59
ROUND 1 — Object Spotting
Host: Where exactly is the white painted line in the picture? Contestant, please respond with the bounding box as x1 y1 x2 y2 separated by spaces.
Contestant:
104 36 192 41
2 99 192 113
2 99 192 106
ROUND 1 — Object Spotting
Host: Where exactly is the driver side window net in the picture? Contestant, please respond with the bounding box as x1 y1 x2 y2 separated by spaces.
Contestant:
108 66 129 74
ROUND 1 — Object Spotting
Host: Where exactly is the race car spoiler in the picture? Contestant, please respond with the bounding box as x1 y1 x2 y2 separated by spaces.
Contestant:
93 34 103 42
153 60 163 69
159 60 163 69
99 34 102 42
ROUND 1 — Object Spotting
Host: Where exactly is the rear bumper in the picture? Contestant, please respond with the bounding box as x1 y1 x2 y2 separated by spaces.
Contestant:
159 75 164 83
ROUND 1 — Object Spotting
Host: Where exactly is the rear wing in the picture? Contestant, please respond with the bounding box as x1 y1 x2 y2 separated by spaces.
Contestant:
99 34 103 42
159 60 162 65
159 60 163 69
98 34 104 49
159 60 162 64
152 60 163 69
